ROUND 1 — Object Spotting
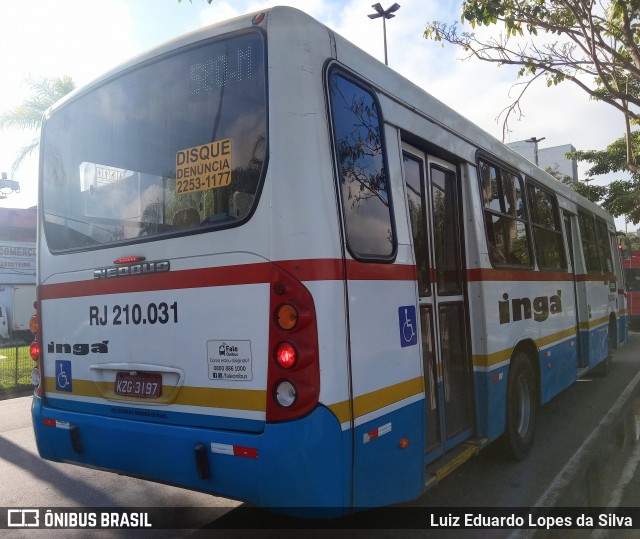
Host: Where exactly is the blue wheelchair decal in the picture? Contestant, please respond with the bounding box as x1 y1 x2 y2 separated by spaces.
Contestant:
55 360 72 392
398 305 418 347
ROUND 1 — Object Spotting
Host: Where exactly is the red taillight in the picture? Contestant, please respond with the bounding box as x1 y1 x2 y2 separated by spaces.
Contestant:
29 341 41 360
275 342 297 369
31 286 44 397
267 264 320 422
114 256 146 264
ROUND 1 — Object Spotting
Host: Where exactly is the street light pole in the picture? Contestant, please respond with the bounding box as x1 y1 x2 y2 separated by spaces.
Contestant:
368 3 400 66
525 136 545 166
0 172 20 199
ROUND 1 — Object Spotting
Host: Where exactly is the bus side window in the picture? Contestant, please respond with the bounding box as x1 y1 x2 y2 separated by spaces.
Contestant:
595 218 613 273
484 213 506 264
478 159 531 267
527 183 567 271
578 211 602 273
403 152 430 294
328 71 395 260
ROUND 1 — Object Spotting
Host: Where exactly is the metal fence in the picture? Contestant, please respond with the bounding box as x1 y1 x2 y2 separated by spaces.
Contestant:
0 343 33 394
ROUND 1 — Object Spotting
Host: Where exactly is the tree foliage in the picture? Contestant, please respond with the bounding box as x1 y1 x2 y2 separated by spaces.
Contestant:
424 1 640 175
567 133 640 223
545 164 611 211
0 75 75 175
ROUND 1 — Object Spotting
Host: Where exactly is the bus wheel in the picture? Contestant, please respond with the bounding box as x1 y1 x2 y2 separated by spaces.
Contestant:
505 351 538 461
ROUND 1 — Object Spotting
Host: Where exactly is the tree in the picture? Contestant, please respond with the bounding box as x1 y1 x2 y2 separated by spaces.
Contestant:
569 133 640 223
0 75 75 175
424 1 640 175
544 165 609 204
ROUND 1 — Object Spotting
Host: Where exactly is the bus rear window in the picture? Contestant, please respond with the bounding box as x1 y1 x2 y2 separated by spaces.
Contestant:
41 31 266 252
626 268 640 292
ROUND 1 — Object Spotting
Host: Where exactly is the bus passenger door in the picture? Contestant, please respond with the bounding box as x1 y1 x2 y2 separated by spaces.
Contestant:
402 145 474 464
563 211 587 369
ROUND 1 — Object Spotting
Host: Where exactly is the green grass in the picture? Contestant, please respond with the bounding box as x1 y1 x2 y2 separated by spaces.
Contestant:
0 345 33 391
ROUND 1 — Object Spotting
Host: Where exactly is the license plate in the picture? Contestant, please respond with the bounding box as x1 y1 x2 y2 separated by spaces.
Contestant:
115 372 162 398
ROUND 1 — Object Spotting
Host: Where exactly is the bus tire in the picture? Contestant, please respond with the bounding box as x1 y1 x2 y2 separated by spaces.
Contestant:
505 351 538 461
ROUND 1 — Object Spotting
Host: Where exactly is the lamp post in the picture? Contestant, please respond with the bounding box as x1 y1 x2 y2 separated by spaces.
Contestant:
0 172 20 199
524 136 545 166
368 3 400 66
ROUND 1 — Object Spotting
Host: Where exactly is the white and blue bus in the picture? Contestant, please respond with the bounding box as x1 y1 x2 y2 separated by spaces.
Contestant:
31 7 627 513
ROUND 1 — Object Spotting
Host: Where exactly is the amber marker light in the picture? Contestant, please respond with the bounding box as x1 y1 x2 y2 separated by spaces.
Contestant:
252 12 266 25
29 313 39 335
275 304 298 331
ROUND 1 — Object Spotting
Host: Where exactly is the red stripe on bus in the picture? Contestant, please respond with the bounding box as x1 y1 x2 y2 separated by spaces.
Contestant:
40 258 615 300
41 263 272 300
575 273 616 282
345 260 416 281
40 258 416 300
277 258 344 281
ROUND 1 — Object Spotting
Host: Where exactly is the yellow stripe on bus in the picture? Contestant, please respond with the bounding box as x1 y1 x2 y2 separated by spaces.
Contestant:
44 377 267 412
173 386 265 411
328 376 424 424
472 327 578 369
45 375 423 424
579 315 611 330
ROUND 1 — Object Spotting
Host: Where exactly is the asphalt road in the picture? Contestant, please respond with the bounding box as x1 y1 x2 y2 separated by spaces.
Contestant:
1 332 640 538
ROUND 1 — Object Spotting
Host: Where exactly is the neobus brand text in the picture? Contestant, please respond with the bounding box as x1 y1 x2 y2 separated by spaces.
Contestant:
94 261 170 279
499 290 562 324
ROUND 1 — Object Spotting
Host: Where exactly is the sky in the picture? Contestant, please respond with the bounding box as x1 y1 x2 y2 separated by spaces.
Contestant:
0 0 633 229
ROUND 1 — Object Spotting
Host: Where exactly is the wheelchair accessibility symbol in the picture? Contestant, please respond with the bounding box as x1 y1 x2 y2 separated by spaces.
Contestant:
55 360 72 392
398 305 417 347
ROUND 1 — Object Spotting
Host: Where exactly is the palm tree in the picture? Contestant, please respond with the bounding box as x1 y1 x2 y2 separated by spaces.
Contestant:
0 75 75 175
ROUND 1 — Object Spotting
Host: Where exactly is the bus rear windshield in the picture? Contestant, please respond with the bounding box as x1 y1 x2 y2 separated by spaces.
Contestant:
626 268 640 292
41 31 266 252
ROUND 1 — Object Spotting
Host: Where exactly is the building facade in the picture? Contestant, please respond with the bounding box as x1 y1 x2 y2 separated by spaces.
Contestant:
0 207 36 290
507 140 578 182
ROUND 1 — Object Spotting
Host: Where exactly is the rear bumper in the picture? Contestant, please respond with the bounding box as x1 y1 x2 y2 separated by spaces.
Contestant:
31 396 348 511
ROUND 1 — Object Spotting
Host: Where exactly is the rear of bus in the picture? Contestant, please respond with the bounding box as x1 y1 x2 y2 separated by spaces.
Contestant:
31 10 350 511
623 252 640 328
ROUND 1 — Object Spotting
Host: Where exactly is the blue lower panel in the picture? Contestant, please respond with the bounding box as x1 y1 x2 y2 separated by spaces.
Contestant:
474 336 578 443
580 325 609 369
538 338 578 404
618 315 629 345
32 397 348 512
352 400 424 507
474 365 508 442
